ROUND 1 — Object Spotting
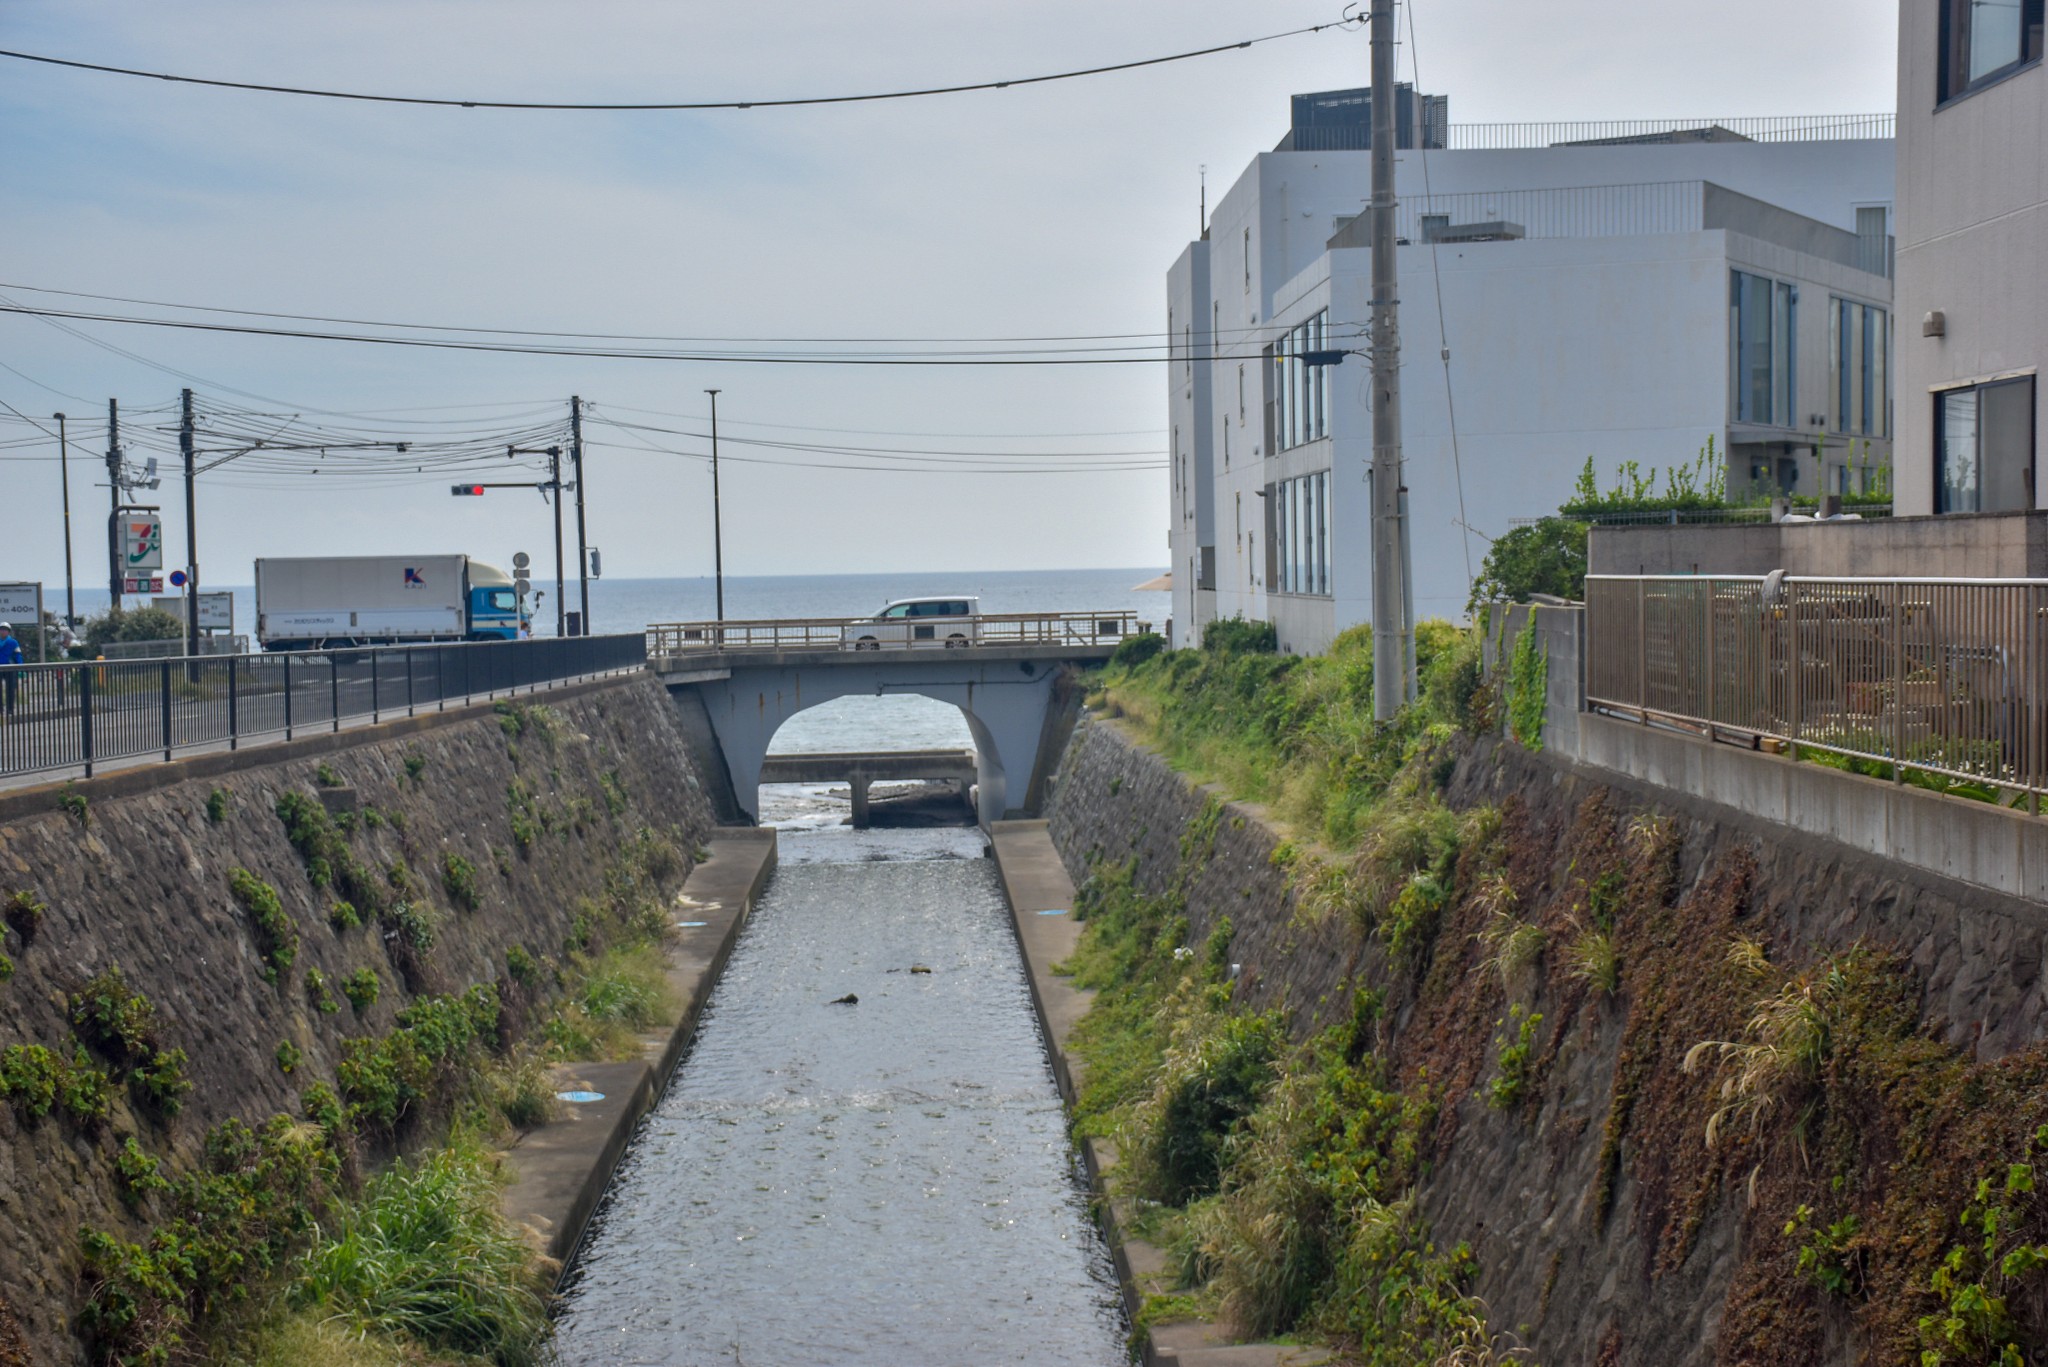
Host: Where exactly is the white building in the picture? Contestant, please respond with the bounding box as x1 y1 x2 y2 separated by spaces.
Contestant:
1892 0 2044 515
1167 106 1897 652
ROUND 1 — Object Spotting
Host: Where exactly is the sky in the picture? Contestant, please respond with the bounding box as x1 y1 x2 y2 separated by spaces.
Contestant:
0 0 1898 591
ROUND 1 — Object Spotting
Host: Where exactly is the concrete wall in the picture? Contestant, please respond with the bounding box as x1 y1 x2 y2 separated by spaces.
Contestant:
1893 0 2047 515
0 678 717 1365
1590 507 2048 576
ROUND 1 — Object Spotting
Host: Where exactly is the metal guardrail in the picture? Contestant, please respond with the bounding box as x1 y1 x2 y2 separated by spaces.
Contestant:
1511 505 1894 528
646 611 1145 655
0 634 648 781
1585 575 2048 804
1446 113 1895 149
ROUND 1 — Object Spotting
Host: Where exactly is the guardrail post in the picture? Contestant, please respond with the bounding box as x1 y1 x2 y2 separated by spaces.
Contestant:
406 648 415 718
283 651 293 740
1635 579 1648 717
370 649 380 724
79 666 94 778
1788 581 1802 758
160 659 174 761
1892 583 1905 782
228 655 239 751
330 653 341 734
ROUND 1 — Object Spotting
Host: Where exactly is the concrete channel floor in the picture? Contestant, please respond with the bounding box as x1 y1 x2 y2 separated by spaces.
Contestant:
497 826 778 1274
988 820 1329 1367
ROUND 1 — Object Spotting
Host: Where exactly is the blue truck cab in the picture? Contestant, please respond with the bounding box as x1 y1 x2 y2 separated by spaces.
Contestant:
466 562 521 640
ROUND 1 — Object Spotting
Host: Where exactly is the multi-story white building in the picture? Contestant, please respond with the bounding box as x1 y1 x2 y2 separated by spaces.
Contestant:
1892 0 2044 515
1167 101 1896 652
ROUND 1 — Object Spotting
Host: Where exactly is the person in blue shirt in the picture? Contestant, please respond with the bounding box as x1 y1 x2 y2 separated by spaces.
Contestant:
0 622 21 716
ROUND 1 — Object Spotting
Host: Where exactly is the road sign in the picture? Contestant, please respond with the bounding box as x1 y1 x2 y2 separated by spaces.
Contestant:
513 551 531 570
0 583 46 660
152 593 234 631
122 514 163 571
169 570 188 588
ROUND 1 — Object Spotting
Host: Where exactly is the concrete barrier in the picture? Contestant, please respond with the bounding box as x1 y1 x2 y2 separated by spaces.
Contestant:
498 827 778 1276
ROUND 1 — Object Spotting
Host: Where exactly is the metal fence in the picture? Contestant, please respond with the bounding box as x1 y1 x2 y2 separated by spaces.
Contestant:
1446 113 1895 149
0 634 648 781
647 611 1144 655
1585 575 2048 801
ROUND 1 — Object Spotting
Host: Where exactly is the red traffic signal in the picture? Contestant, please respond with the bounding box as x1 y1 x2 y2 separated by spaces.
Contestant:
451 484 485 496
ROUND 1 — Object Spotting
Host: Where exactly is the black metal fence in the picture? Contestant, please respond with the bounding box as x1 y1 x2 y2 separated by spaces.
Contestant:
0 635 648 781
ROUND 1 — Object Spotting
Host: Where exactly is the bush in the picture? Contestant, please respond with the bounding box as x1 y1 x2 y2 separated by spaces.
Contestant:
1109 631 1167 669
81 605 185 650
229 869 299 983
70 966 159 1063
205 788 232 824
0 1043 62 1117
440 852 479 912
1202 617 1279 655
342 968 381 1014
1133 1008 1286 1205
1467 516 1587 611
5 888 46 944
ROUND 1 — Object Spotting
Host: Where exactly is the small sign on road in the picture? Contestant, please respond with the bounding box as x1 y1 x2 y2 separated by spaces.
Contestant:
0 582 46 661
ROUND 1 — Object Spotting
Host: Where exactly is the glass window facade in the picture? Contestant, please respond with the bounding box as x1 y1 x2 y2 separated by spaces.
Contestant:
1269 472 1331 596
1273 310 1332 451
1937 376 2037 513
1830 298 1891 438
1731 271 1797 427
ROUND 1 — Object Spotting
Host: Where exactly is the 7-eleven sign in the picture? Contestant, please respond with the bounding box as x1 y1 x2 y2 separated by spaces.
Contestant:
123 514 163 570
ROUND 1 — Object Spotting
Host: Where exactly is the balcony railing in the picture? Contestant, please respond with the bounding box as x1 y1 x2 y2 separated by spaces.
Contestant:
1585 575 2048 804
647 611 1143 655
1445 113 1895 149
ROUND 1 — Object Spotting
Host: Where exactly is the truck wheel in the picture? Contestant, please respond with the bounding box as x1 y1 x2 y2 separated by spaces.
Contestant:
855 636 880 651
944 634 969 648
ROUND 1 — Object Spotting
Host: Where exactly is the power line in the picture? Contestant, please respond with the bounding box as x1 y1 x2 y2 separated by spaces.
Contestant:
0 19 1357 112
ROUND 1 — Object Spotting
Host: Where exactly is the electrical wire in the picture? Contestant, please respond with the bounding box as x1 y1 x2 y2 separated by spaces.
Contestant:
0 19 1358 112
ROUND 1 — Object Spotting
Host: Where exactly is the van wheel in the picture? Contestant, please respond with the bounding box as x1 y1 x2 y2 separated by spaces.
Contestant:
855 637 880 651
944 634 969 648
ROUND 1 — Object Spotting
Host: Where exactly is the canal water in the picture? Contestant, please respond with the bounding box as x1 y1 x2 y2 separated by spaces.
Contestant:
550 819 1126 1366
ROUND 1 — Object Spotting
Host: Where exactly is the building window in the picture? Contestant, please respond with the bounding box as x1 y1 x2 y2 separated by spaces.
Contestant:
1268 472 1332 596
1940 0 2045 101
1831 298 1890 437
1273 309 1332 451
1937 376 2037 512
1731 271 1796 427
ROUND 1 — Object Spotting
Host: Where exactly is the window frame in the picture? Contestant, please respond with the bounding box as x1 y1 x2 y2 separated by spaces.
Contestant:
1939 0 2046 104
1935 374 2038 512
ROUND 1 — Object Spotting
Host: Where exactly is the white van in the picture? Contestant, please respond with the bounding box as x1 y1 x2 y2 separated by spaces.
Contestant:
842 596 981 650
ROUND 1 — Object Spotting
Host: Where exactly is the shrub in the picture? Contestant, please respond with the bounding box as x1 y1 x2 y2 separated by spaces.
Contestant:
1477 913 1545 990
1109 631 1167 669
1505 618 1548 750
505 944 540 986
328 900 361 933
59 787 89 826
0 951 9 983
0 1043 62 1117
492 1054 558 1131
60 1051 114 1124
5 888 46 944
1132 1008 1286 1205
1565 927 1621 996
440 852 479 913
205 788 232 824
314 763 344 788
290 1146 550 1366
305 968 340 1014
1486 1006 1542 1111
70 966 159 1063
229 868 298 983
1467 516 1588 611
115 1137 169 1208
342 969 381 1015
1202 617 1279 656
132 1048 192 1118
276 1041 303 1076
337 987 500 1131
403 750 427 785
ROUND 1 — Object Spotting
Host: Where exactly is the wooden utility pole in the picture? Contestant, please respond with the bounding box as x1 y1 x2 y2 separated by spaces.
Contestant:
570 396 589 635
181 388 199 658
1369 0 1414 718
105 398 123 609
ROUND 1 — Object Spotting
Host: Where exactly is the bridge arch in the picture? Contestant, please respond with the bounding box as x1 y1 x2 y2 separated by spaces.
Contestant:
673 656 1070 827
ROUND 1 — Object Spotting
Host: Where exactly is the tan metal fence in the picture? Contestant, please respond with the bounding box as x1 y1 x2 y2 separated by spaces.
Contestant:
1585 575 2048 801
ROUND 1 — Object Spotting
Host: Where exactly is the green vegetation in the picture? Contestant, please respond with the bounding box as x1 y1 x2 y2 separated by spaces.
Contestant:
304 968 341 1015
441 851 480 912
342 968 381 1015
229 868 299 983
1505 620 1548 750
328 899 361 932
113 1136 169 1208
205 787 233 824
1200 616 1278 655
1486 1006 1542 1111
1468 516 1589 611
315 763 344 788
1108 631 1166 669
337 986 501 1133
402 749 427 785
275 1041 303 1076
0 1043 63 1117
1562 441 1727 518
6 887 47 943
67 967 191 1118
60 785 90 826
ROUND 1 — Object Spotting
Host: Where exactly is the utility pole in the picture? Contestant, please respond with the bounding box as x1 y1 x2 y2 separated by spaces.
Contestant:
53 412 75 625
548 446 566 637
570 396 589 635
105 398 123 610
1368 0 1414 719
706 389 725 623
180 388 199 658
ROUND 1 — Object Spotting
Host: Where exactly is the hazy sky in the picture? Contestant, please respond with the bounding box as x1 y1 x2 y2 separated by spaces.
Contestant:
0 1 1897 587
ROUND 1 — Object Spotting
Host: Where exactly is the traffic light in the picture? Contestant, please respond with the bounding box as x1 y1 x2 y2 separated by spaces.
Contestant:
451 484 485 496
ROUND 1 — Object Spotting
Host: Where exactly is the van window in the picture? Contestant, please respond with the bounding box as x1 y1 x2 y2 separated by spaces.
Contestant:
881 604 912 619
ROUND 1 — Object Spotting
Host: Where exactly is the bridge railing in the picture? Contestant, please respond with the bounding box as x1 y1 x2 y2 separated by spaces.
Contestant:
647 611 1145 655
0 634 648 782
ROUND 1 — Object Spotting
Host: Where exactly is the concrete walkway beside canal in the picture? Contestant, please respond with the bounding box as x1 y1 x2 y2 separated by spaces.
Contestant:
988 820 1329 1367
498 827 778 1274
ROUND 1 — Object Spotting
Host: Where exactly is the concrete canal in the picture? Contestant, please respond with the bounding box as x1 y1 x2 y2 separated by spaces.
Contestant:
552 823 1125 1365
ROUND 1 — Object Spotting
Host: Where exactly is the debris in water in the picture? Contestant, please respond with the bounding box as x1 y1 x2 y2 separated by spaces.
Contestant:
830 993 859 1005
910 965 932 975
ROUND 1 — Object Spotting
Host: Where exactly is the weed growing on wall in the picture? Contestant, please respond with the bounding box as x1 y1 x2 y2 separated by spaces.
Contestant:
1504 618 1548 750
228 869 298 983
441 851 480 912
205 788 232 824
5 888 45 944
58 786 88 827
342 968 380 1015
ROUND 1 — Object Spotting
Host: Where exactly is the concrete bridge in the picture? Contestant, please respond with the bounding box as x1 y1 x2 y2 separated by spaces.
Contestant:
757 749 977 826
648 612 1137 826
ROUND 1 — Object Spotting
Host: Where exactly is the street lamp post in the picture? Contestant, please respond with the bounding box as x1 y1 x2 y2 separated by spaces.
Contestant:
52 412 75 625
706 389 725 623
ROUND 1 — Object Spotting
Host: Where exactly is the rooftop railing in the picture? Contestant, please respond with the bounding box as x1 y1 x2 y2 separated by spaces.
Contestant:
1445 113 1895 149
1585 574 2048 807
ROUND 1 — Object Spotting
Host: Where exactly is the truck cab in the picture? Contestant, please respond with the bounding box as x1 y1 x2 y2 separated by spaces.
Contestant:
842 596 981 650
465 562 521 641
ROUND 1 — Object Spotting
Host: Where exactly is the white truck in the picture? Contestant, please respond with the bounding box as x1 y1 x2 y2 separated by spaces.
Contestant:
254 555 521 650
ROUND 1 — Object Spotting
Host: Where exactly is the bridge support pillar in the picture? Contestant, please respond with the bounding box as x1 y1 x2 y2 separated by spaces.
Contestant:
849 778 870 829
